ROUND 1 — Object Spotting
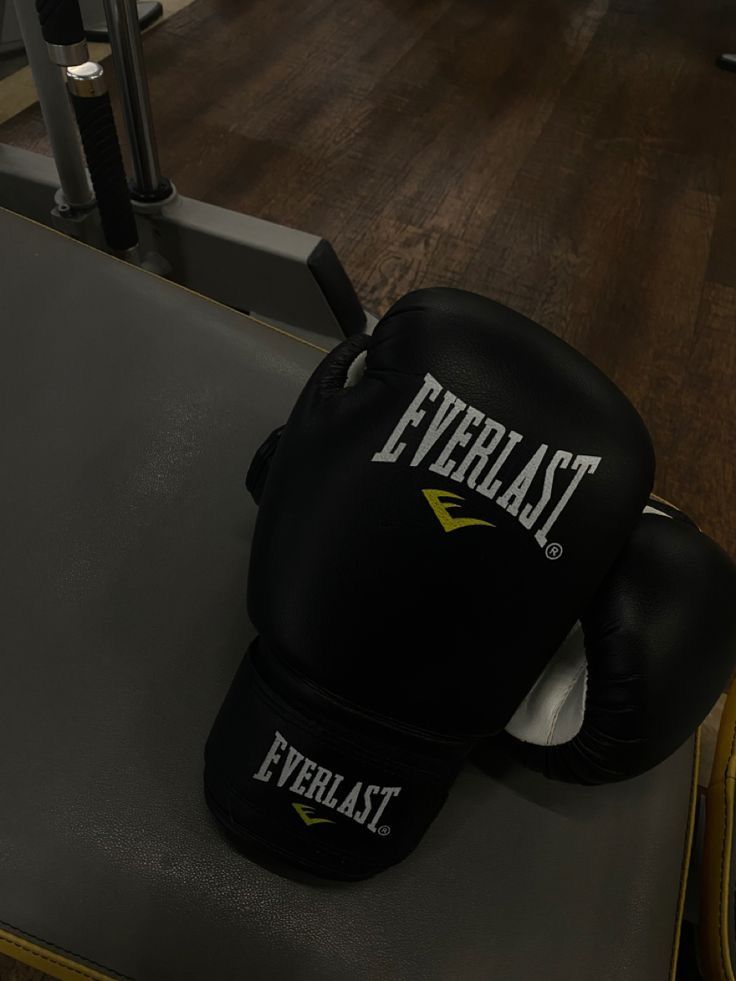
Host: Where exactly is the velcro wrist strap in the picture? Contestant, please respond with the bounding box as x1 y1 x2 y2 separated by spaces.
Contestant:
204 642 472 880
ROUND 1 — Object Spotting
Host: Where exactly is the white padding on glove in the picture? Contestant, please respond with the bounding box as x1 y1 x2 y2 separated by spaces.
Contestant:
505 504 673 746
505 623 587 745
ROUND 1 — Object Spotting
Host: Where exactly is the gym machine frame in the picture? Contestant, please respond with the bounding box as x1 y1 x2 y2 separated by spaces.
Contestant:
0 0 372 341
1 1 163 54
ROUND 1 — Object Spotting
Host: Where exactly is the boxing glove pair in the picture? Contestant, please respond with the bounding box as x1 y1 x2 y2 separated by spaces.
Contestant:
204 288 736 880
502 495 736 782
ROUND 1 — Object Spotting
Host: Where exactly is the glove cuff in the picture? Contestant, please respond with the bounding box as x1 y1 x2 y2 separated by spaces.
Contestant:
204 640 472 880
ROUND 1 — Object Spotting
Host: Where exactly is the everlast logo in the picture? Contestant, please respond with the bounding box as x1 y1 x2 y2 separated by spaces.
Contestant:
253 731 401 834
371 372 601 552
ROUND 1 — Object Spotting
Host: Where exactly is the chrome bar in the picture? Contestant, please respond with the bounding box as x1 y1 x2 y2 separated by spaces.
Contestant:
101 0 163 198
11 0 93 209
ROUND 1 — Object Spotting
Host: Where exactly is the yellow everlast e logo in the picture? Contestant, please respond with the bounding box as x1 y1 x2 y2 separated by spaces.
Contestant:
372 372 601 555
422 488 495 533
292 803 336 827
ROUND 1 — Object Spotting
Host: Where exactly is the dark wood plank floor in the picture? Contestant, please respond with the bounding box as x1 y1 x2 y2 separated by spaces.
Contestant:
0 6 734 973
2 0 734 556
0 955 39 981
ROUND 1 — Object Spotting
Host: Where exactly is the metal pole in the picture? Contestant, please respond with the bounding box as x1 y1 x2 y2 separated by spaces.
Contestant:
11 0 93 209
101 0 166 199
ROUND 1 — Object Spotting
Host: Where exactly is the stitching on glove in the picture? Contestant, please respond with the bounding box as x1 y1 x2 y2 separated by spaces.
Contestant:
546 663 586 746
717 708 736 979
0 918 131 980
250 666 451 784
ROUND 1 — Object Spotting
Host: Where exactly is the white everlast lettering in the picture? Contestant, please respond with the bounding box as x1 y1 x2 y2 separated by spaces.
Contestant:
451 417 507 487
367 787 402 833
290 758 317 795
410 392 467 467
252 733 403 834
371 374 442 463
355 785 379 824
252 730 288 782
476 430 524 501
496 444 549 516
519 450 572 530
429 406 484 477
337 781 362 818
534 455 600 548
304 766 333 801
277 746 305 787
371 373 602 551
321 774 344 809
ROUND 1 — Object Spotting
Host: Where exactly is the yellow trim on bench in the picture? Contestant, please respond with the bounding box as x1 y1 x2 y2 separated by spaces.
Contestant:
0 732 704 981
0 208 326 981
0 928 116 981
0 206 330 357
669 728 701 980
701 680 736 981
0 209 703 978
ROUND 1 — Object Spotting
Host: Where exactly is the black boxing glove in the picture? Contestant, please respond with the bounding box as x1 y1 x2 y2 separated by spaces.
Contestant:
204 288 655 879
246 425 283 506
500 498 736 782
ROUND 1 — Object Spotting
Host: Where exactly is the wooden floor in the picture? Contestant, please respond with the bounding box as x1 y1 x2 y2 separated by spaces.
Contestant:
1 0 735 556
0 957 38 981
1 1 735 978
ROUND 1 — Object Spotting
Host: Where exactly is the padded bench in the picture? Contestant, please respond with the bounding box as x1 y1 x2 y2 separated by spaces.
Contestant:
0 208 696 980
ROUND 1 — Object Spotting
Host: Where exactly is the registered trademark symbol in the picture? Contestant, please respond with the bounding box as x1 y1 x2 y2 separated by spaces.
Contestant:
545 543 563 560
378 825 391 837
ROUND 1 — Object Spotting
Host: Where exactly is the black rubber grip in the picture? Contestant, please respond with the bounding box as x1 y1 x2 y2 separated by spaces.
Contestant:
308 239 367 337
36 0 85 47
70 92 139 252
